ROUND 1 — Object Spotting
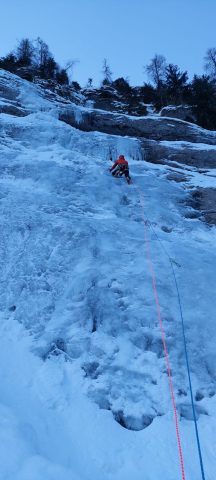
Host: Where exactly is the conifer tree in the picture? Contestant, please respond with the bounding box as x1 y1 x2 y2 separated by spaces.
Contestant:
102 59 113 85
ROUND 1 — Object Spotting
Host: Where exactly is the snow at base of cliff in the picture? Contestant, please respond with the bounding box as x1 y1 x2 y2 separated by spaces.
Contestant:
0 70 216 480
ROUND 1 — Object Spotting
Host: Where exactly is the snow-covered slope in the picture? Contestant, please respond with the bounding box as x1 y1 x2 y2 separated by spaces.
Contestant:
0 70 216 480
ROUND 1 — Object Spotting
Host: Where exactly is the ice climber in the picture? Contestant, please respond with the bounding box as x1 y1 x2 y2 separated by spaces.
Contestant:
109 155 132 184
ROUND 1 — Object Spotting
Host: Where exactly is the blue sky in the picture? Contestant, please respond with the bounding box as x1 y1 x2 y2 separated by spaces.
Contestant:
0 0 215 86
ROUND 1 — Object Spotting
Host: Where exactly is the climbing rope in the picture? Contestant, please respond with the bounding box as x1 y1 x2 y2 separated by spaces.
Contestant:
135 184 186 480
135 182 206 480
146 206 206 480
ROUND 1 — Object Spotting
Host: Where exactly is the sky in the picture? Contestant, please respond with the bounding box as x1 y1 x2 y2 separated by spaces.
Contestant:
0 0 215 87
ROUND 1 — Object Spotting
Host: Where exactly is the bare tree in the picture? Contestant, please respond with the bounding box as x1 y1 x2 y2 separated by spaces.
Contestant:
145 54 167 88
65 59 79 80
204 48 216 79
34 37 51 67
101 58 113 85
16 38 34 65
33 37 57 78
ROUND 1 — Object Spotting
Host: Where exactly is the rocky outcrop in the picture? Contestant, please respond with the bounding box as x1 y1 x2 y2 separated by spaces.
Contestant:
59 106 216 168
0 73 29 116
141 139 216 168
160 105 196 123
0 69 83 116
0 70 33 115
82 85 147 116
187 188 216 225
59 106 216 145
0 103 27 116
1 69 216 169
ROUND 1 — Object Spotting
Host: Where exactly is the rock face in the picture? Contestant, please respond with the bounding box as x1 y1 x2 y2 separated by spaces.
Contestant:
0 72 28 116
160 105 196 123
59 106 216 145
0 104 27 116
0 69 83 115
82 85 147 116
1 69 216 169
60 106 216 168
187 188 216 225
141 139 216 168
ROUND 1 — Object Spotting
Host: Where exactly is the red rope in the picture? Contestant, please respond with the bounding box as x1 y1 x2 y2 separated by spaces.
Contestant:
136 186 186 480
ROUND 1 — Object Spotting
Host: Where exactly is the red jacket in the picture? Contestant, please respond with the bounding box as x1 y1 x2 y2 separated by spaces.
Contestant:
110 156 128 171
